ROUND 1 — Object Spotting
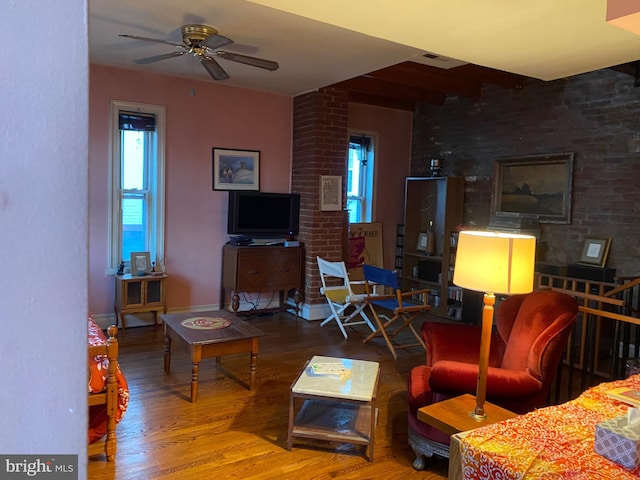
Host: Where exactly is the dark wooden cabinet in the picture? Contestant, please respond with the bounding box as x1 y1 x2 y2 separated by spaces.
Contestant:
221 244 303 315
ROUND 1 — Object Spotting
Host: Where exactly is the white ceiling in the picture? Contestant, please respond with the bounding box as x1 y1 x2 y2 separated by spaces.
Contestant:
89 0 640 97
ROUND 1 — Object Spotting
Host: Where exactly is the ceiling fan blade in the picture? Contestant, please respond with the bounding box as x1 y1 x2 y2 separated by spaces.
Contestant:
119 34 185 49
215 51 279 71
134 51 186 65
201 33 234 50
201 56 230 81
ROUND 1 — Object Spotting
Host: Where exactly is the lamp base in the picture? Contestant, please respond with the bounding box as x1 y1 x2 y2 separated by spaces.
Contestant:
471 409 487 421
473 293 495 422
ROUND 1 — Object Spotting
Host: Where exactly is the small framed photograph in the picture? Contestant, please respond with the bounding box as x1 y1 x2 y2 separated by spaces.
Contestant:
578 237 612 267
416 232 429 251
447 306 462 321
319 175 342 211
212 148 260 191
130 251 151 276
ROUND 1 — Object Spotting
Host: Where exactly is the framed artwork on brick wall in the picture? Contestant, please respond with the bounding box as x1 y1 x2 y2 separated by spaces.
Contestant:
491 152 574 224
319 175 342 211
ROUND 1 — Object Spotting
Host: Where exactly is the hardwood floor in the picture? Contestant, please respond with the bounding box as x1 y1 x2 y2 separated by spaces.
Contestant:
88 311 450 479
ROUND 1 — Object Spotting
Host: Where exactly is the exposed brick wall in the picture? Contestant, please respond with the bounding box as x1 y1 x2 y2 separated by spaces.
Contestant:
411 69 640 277
292 87 349 305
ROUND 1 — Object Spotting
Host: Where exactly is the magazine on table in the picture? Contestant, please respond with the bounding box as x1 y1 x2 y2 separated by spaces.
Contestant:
309 362 352 380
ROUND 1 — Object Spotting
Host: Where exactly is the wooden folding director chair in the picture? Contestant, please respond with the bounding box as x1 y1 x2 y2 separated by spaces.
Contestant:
317 256 376 339
362 263 430 359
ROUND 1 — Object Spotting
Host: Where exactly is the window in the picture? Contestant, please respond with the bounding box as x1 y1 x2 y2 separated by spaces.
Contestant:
347 133 375 223
108 101 165 273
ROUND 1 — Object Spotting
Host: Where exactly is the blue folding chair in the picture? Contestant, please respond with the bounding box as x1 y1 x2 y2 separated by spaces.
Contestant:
362 264 430 359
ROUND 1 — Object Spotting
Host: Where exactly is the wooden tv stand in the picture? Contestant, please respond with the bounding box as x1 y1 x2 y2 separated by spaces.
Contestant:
221 244 303 316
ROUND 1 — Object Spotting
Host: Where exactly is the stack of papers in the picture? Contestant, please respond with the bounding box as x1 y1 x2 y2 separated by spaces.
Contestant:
309 362 351 380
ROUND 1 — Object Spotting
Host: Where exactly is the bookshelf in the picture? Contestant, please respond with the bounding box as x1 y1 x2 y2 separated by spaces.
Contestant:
402 176 464 318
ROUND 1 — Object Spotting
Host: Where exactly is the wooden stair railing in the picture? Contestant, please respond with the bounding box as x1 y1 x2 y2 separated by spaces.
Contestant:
535 273 640 403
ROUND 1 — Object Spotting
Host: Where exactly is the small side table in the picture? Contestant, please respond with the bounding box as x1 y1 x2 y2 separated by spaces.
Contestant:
417 394 517 480
115 273 168 329
288 356 380 461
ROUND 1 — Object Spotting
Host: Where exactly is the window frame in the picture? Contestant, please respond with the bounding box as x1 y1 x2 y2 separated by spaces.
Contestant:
347 131 376 223
108 100 166 274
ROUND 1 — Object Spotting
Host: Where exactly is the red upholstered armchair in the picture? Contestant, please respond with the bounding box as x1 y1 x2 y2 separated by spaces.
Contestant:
407 290 578 470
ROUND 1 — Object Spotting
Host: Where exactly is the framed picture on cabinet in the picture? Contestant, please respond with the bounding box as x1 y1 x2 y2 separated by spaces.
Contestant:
212 148 260 191
416 232 429 251
578 237 611 267
130 251 151 276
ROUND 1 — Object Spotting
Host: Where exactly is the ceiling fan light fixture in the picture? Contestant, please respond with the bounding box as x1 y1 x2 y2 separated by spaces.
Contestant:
120 23 278 81
181 24 220 46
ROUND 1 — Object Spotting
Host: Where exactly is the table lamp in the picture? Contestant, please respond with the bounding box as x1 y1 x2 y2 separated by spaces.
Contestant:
453 230 536 419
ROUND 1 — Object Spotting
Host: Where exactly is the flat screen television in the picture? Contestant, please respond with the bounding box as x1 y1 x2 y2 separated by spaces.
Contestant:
227 191 300 237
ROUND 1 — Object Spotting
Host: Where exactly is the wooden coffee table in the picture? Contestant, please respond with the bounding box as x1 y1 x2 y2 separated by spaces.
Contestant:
161 311 265 402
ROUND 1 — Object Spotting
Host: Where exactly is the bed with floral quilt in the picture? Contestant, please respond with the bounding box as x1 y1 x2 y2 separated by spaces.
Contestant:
88 315 129 461
454 373 640 479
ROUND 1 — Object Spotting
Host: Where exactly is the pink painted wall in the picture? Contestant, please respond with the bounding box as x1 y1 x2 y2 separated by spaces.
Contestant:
348 103 413 269
89 64 292 314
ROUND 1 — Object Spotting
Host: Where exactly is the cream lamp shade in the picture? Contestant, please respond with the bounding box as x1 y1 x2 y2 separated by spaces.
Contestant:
453 231 536 295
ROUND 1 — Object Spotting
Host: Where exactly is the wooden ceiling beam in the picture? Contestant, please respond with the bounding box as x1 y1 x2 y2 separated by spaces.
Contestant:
366 61 482 98
329 60 530 110
447 64 526 89
334 75 446 106
609 61 637 77
346 91 416 111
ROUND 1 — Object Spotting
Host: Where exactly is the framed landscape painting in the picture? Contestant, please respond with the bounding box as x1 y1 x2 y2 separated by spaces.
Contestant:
212 148 260 191
491 152 574 224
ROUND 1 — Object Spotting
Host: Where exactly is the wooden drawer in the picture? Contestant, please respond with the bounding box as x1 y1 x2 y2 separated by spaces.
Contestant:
222 244 302 292
236 249 299 291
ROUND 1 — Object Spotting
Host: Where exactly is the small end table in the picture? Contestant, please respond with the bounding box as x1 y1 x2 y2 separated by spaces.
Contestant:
287 355 380 461
114 273 167 329
417 393 516 436
417 394 517 480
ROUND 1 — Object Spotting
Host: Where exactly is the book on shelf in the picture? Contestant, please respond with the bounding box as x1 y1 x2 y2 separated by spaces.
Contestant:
606 387 640 407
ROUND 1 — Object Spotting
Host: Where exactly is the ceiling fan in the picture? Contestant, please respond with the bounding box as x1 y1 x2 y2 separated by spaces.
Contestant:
119 24 279 81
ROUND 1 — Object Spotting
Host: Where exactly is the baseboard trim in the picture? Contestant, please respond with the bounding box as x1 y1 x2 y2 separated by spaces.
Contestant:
92 303 220 330
91 301 327 330
302 302 330 321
